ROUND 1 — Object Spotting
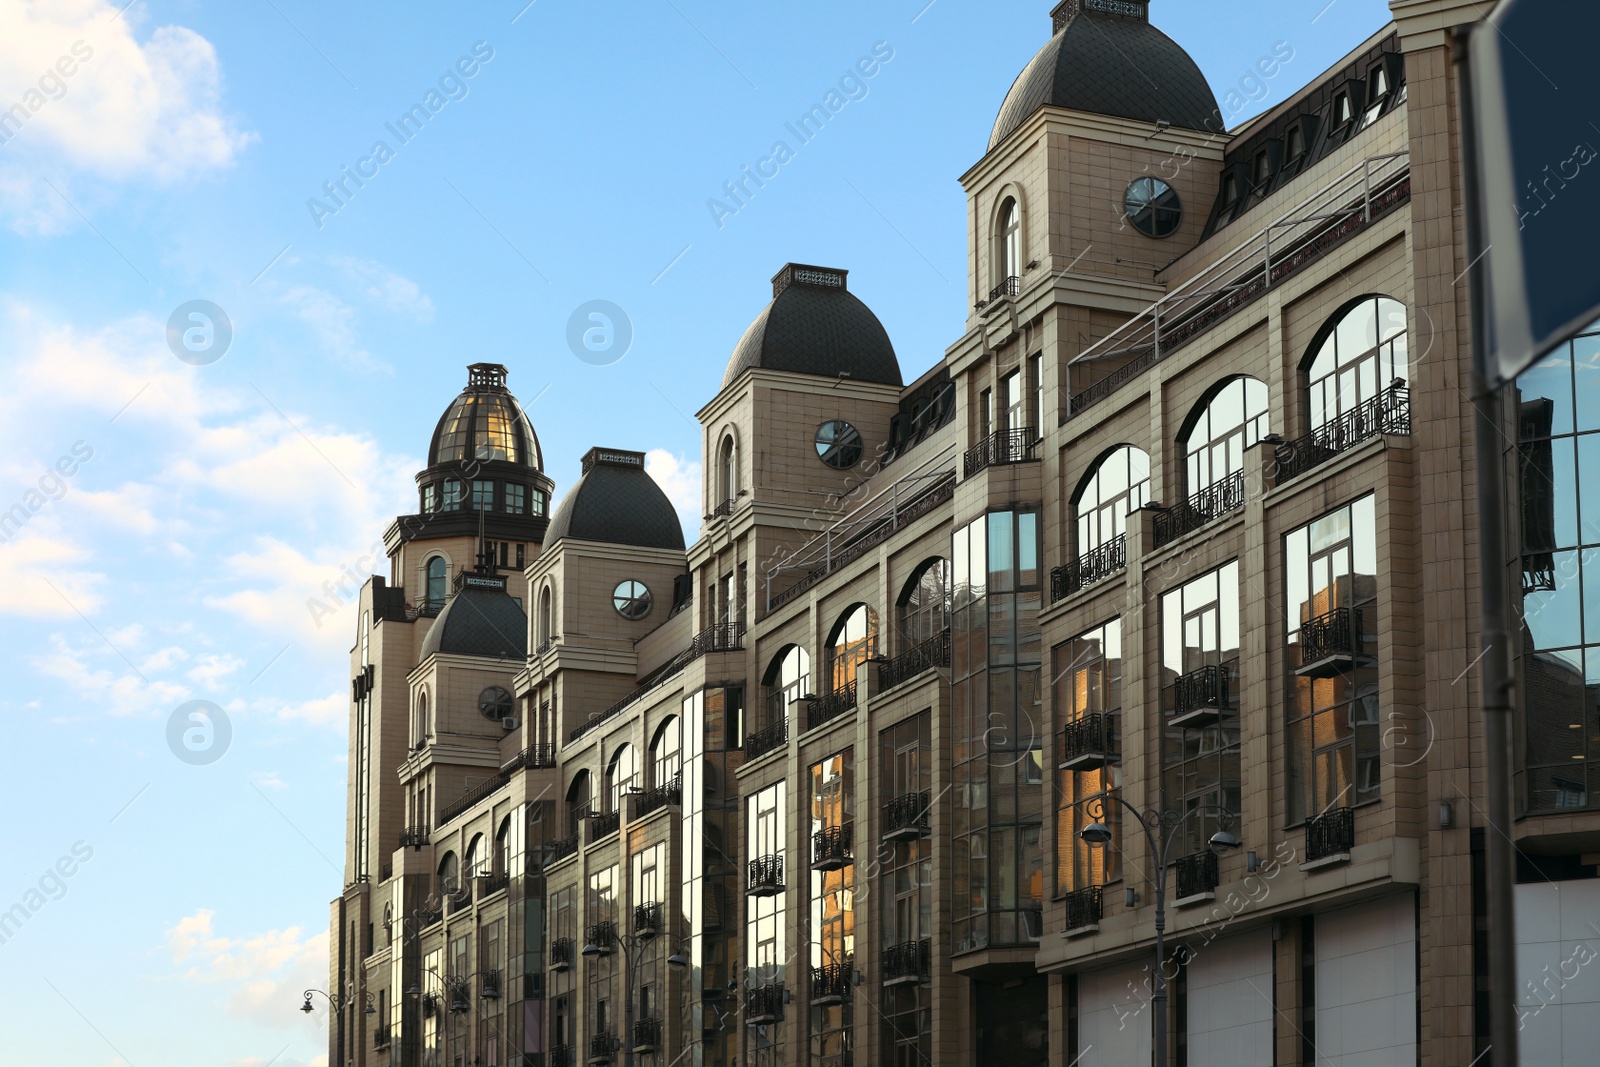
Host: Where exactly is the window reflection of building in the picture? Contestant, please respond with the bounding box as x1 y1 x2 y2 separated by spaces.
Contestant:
1306 296 1410 432
809 753 854 1067
898 558 952 649
1073 446 1150 556
880 714 932 1067
747 782 786 1067
1283 497 1381 823
827 605 877 694
1182 376 1269 494
1053 620 1122 893
764 644 811 726
1513 333 1600 813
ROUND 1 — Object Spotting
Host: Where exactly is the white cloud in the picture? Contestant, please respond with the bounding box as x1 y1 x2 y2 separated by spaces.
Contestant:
188 653 243 687
0 525 105 617
331 257 436 321
251 770 288 790
275 691 345 728
165 909 329 1030
32 634 190 718
279 286 387 373
645 449 701 542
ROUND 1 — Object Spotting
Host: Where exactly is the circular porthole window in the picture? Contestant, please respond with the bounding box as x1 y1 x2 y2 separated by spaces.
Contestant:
478 685 513 721
815 420 863 469
613 580 653 620
1124 176 1183 238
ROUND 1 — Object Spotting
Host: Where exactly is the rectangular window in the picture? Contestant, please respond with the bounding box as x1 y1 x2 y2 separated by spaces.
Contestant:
587 866 618 1045
1053 620 1122 894
532 489 549 517
1002 369 1024 435
810 753 855 1067
1029 354 1044 440
442 479 463 511
879 714 932 1067
980 388 994 439
471 479 494 511
422 484 437 513
1160 562 1243 857
505 483 526 515
1284 496 1380 823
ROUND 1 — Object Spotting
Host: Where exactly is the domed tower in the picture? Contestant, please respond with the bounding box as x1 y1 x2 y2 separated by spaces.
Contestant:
383 363 554 613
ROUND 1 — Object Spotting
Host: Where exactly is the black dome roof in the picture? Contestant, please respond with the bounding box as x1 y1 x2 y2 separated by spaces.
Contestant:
544 448 686 552
723 264 902 389
990 2 1220 150
419 577 527 660
428 363 543 470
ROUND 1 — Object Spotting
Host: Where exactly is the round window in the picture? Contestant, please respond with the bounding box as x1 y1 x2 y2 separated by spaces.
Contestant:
478 686 513 721
1124 176 1183 238
613 580 653 620
815 421 863 469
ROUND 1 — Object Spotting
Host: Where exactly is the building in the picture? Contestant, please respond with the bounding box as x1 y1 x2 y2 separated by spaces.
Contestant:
327 3 1600 1065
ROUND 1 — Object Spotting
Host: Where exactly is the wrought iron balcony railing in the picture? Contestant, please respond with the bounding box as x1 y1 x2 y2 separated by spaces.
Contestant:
584 921 617 955
589 1032 616 1064
589 810 621 842
1051 535 1127 602
1063 886 1103 932
981 274 1020 307
964 427 1039 476
549 936 574 972
480 969 502 999
549 1044 574 1067
745 983 785 1024
812 958 855 1003
547 832 580 864
1175 851 1220 900
884 791 931 839
1171 663 1233 729
878 629 951 691
417 901 443 928
481 870 509 896
447 886 472 914
1298 606 1364 676
398 825 430 848
747 854 785 897
438 743 558 826
746 717 788 760
1153 471 1248 548
1274 384 1411 483
373 1025 392 1049
568 623 747 744
633 1017 663 1052
812 825 854 871
807 683 857 731
636 775 682 818
634 901 663 938
882 939 931 984
1305 806 1355 862
1059 713 1117 771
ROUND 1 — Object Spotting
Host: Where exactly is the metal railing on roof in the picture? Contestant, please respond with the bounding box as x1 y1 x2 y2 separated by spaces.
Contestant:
1065 150 1411 420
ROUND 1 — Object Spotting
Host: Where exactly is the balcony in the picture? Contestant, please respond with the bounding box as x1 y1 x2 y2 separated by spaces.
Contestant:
987 274 1020 305
1175 851 1220 903
568 623 746 744
964 427 1039 477
549 937 574 972
584 921 617 956
447 886 472 915
884 792 930 840
634 901 664 939
1274 384 1411 484
1063 886 1103 935
1170 664 1232 730
882 939 930 985
712 497 735 518
1152 471 1248 548
589 810 621 842
1051 535 1127 602
745 983 785 1025
589 1032 616 1064
480 969 502 1000
398 825 430 849
807 684 857 731
1297 607 1364 677
547 832 580 864
632 1017 663 1053
1059 713 1116 772
878 629 951 691
748 854 785 897
812 958 855 1004
1305 806 1355 864
746 717 788 761
812 825 854 872
417 901 443 928
636 775 682 818
421 992 440 1017
373 1025 392 1050
549 1045 574 1067
481 870 509 896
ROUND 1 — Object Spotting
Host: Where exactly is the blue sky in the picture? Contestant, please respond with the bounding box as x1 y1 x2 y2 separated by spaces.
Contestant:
0 0 1391 1062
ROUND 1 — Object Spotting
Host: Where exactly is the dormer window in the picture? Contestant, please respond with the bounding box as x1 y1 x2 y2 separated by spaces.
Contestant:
442 479 463 511
1253 150 1273 192
1220 173 1239 210
1286 125 1307 167
1334 92 1353 127
1364 65 1390 125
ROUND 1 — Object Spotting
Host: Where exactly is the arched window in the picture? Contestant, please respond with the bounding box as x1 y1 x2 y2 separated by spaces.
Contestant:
717 435 736 508
998 198 1021 282
899 558 952 647
1182 376 1270 493
464 832 485 878
828 605 878 693
383 902 393 946
651 716 682 786
425 557 448 609
763 644 811 723
538 586 554 646
606 744 638 812
1306 296 1410 433
437 851 459 895
566 771 591 836
1073 446 1151 555
495 815 512 877
413 690 429 748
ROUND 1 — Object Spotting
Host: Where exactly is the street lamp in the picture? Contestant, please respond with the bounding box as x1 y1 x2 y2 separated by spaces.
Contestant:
1075 792 1241 1067
299 986 377 1067
580 923 689 1067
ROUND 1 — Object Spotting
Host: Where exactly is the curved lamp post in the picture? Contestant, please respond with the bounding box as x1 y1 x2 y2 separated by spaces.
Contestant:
580 925 690 1067
1075 791 1241 1067
299 986 376 1067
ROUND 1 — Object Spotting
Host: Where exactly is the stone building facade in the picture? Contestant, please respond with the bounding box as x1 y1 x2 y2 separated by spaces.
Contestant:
327 2 1600 1065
